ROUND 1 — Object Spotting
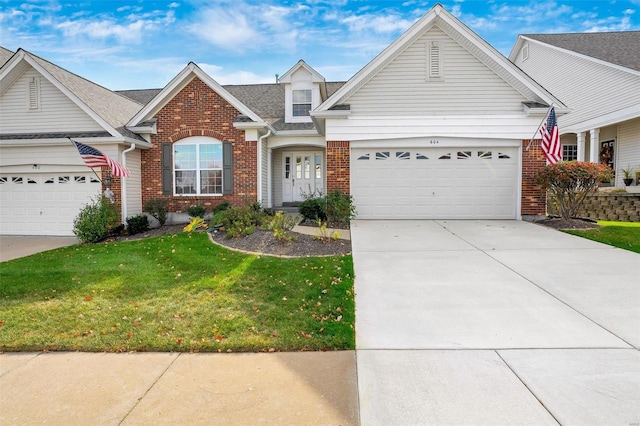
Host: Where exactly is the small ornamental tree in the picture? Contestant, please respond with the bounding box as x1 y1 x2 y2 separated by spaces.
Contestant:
534 161 613 220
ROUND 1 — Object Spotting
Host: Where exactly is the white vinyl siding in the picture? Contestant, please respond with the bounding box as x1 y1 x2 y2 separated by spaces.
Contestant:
272 151 283 207
514 40 640 129
616 118 640 187
0 145 98 172
346 25 527 116
124 149 142 217
0 68 104 133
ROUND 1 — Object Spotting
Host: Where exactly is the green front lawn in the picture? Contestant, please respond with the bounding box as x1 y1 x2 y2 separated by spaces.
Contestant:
564 221 640 253
0 232 354 352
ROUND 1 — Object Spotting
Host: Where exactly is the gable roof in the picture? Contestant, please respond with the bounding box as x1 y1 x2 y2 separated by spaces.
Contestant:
127 62 265 127
0 47 13 67
317 4 565 114
520 32 640 72
0 48 145 141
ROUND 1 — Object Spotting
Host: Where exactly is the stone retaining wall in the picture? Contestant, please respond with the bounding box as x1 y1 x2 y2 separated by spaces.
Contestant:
548 193 640 222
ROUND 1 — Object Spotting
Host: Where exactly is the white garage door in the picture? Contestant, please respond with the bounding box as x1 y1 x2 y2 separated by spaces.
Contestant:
0 173 101 236
351 147 518 219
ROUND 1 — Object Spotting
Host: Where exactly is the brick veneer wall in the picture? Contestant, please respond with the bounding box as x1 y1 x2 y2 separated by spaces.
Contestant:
548 193 640 222
326 141 350 194
102 170 123 221
141 77 257 213
521 139 547 216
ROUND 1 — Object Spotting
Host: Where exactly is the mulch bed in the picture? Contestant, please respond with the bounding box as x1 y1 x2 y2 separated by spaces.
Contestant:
535 217 600 230
113 225 351 257
210 228 351 257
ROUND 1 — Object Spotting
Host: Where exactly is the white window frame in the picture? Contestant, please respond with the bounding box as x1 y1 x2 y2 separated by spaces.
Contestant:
292 89 312 117
173 137 223 196
563 144 577 161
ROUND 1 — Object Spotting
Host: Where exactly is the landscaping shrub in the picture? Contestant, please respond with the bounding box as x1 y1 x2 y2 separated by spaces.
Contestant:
187 204 206 218
325 190 356 226
73 195 120 243
299 197 327 222
144 198 169 226
534 161 613 220
126 214 149 235
219 203 267 238
213 201 231 214
268 211 299 243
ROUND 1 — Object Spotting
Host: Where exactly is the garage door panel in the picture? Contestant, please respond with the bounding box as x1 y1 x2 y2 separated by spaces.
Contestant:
351 147 518 219
0 173 100 236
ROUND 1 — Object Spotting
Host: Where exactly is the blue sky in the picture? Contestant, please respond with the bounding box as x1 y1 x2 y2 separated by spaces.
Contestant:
1 0 639 90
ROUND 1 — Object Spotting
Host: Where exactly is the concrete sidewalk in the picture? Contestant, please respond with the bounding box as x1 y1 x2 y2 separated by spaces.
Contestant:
0 235 79 262
0 351 358 425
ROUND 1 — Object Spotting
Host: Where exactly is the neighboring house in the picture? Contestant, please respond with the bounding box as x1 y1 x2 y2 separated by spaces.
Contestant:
1 4 566 236
510 31 640 189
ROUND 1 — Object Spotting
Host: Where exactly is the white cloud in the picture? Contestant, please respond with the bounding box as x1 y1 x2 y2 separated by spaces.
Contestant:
340 12 413 33
583 16 632 32
201 65 275 85
186 7 261 51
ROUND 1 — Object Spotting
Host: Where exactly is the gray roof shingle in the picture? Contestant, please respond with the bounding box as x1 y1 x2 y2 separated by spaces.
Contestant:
525 31 640 71
0 46 14 67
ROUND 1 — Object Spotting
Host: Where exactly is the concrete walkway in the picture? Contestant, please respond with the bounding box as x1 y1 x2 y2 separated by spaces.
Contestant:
352 220 640 425
0 235 79 262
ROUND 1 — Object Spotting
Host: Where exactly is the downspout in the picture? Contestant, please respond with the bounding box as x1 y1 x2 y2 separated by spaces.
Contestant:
121 143 136 225
257 130 272 206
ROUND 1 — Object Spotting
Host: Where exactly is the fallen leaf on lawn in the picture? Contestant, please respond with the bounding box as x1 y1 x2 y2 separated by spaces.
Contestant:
84 295 93 301
282 297 287 301
176 338 183 344
215 334 223 342
301 331 311 338
335 315 343 322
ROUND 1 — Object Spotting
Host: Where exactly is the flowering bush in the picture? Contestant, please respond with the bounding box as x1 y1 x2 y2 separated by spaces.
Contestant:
534 161 613 220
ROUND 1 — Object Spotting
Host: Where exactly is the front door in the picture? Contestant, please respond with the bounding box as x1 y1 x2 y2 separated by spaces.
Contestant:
282 152 323 203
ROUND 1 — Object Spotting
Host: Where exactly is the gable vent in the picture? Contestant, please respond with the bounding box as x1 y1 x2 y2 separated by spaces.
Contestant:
28 77 40 110
427 41 443 80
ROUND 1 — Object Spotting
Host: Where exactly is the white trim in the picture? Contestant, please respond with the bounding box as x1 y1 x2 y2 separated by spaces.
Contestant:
349 137 522 149
562 104 640 134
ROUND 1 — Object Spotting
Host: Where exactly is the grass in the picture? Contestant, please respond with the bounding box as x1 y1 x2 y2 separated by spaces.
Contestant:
0 232 355 352
564 221 640 253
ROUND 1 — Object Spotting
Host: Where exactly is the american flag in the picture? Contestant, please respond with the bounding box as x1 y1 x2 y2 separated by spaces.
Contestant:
73 141 130 177
540 107 562 164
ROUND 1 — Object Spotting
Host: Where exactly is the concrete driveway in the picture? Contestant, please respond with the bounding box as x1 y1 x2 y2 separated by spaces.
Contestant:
352 220 640 425
0 235 78 262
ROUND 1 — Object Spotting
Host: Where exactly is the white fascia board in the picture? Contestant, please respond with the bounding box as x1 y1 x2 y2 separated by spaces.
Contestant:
0 136 150 148
3 51 122 138
232 121 271 130
278 60 326 83
562 104 640 134
128 63 264 127
324 115 545 141
310 110 351 119
508 36 526 62
272 129 320 136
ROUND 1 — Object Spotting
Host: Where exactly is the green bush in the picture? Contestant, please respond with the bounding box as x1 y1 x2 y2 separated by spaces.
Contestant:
268 211 299 242
534 161 613 220
187 204 206 218
220 204 266 239
213 201 231 214
126 214 149 235
325 190 356 226
144 198 168 226
73 196 120 243
298 197 327 222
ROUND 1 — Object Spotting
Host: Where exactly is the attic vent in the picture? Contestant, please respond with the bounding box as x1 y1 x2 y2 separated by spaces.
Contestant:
427 41 443 80
28 77 41 110
522 44 529 61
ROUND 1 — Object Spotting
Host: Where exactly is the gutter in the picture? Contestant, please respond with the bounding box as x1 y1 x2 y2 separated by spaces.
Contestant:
121 143 136 224
257 130 272 206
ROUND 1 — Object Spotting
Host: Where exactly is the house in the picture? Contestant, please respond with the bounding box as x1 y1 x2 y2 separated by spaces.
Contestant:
510 31 640 189
1 5 566 236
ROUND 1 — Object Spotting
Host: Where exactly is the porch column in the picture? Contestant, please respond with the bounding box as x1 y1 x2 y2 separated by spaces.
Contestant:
576 131 586 162
589 128 600 163
267 148 273 208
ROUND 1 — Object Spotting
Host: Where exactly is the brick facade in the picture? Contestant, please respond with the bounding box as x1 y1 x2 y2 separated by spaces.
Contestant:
326 141 350 194
141 77 257 213
521 139 547 216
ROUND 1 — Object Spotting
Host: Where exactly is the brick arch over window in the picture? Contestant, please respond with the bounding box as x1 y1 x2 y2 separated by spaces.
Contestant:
169 129 228 143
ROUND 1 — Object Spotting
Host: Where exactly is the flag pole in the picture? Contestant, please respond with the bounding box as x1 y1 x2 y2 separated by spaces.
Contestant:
525 104 554 151
69 138 104 184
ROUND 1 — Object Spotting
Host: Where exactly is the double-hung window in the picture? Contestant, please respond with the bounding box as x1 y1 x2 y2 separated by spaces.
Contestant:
174 139 223 195
292 89 312 117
